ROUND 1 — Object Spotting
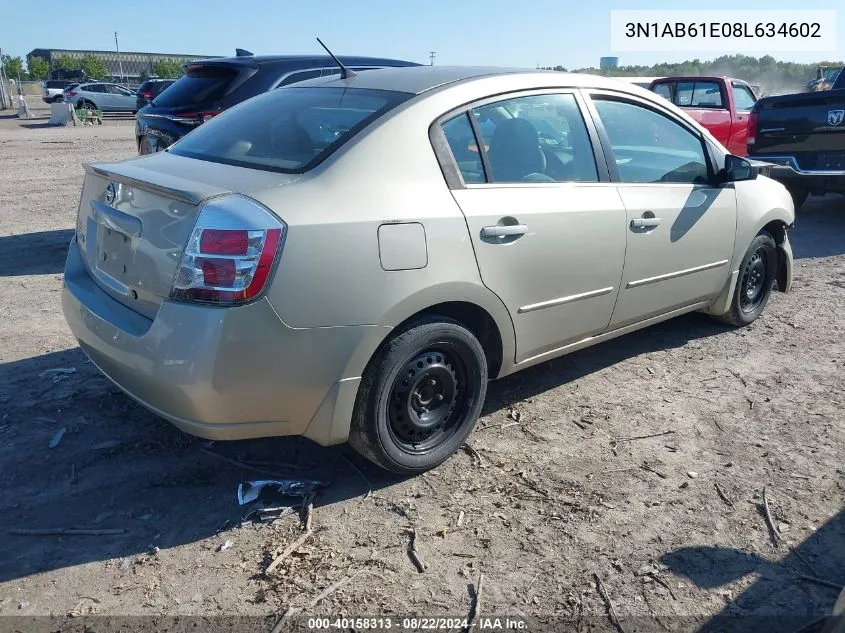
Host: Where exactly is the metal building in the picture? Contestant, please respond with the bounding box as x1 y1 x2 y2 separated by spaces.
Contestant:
27 48 217 82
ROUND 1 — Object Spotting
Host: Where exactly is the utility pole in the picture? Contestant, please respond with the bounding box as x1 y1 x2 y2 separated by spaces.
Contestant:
0 47 9 110
115 31 125 84
429 51 436 66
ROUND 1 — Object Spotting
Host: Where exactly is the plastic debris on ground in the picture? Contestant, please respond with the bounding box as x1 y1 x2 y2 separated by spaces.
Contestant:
236 479 328 525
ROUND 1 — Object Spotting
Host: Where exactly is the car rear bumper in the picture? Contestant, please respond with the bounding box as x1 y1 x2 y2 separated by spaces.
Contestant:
61 238 370 445
752 155 845 194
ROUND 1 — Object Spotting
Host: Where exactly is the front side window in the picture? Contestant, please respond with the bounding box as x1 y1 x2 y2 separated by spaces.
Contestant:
732 84 756 111
592 98 709 185
169 87 411 173
464 93 598 184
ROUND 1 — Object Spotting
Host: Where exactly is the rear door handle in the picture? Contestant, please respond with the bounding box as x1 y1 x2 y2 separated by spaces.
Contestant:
630 217 662 229
481 224 528 238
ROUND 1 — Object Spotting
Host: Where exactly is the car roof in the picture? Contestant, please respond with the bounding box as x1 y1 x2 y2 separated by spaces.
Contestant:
292 65 648 95
193 54 419 70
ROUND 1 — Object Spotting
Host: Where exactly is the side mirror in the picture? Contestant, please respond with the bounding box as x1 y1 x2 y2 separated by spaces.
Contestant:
722 154 759 182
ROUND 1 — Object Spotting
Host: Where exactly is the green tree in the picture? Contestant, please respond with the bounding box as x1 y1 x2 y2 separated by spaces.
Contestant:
151 59 183 78
26 55 49 80
1 55 27 80
54 54 79 70
80 55 108 80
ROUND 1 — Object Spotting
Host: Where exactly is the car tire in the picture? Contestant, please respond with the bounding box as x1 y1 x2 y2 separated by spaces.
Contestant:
52 95 64 103
79 99 96 110
348 316 488 475
715 231 777 327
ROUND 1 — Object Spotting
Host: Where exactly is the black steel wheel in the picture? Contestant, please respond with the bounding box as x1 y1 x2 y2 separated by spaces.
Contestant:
349 316 488 474
716 231 777 327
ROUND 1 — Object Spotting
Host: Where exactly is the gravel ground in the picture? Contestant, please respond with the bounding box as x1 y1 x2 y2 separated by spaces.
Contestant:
0 105 843 633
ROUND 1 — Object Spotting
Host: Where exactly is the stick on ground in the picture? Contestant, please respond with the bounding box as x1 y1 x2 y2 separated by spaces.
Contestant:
794 572 843 591
266 529 313 575
461 443 485 467
407 529 425 573
790 544 820 577
613 430 676 444
309 571 364 608
337 452 372 498
714 482 734 507
199 447 292 479
594 572 626 633
10 528 126 536
762 486 781 545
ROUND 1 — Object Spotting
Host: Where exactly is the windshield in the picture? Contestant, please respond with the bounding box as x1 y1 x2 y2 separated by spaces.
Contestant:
169 87 411 173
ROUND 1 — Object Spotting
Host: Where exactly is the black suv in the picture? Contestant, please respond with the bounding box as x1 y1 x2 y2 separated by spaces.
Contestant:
135 52 420 154
136 79 176 110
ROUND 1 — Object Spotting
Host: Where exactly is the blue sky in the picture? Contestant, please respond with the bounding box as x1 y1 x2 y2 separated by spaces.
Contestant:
3 0 842 69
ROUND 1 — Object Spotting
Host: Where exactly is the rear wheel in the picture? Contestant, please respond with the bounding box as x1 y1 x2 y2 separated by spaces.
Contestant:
715 232 777 327
348 316 488 475
78 99 95 110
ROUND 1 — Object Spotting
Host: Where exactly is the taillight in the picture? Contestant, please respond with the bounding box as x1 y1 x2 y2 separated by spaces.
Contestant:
66 91 77 98
747 111 758 147
141 90 153 98
170 195 286 305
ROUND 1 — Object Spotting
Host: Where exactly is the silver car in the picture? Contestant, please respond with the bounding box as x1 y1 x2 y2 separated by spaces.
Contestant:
62 67 795 474
64 82 137 112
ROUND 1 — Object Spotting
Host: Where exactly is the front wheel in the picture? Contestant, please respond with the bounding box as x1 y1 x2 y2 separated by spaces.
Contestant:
348 316 488 475
715 232 777 327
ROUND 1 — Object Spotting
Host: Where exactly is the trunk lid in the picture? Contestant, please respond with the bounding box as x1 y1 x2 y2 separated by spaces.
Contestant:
75 152 296 319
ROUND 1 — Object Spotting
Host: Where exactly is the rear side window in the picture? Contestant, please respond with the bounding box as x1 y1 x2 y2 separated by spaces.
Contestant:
676 81 724 108
153 66 238 107
442 114 486 183
169 87 411 173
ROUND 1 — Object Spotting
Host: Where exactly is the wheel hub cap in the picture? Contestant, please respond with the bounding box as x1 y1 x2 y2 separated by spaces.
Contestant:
388 352 460 448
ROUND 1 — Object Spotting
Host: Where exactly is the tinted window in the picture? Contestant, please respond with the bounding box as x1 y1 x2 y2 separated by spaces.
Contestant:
170 87 410 173
732 84 756 111
442 114 485 183
471 93 598 183
593 98 709 184
676 81 724 108
153 66 237 107
85 84 106 93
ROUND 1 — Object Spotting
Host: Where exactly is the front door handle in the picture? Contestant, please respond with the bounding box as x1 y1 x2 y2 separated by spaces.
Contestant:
481 224 528 238
630 217 662 229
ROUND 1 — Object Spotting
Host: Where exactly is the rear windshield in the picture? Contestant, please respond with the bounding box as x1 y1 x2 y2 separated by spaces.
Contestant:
152 66 238 107
46 80 66 89
169 87 411 173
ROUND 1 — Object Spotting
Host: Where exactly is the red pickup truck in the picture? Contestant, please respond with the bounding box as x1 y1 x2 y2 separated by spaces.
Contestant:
647 76 758 156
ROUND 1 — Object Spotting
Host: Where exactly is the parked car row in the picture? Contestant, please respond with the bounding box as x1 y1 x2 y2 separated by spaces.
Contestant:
63 65 795 473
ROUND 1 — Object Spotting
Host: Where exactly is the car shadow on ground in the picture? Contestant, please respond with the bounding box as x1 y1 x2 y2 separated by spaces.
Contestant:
661 510 845 633
0 347 402 586
0 229 73 276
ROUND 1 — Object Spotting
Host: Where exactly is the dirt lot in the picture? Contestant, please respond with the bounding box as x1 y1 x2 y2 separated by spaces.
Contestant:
0 105 843 633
